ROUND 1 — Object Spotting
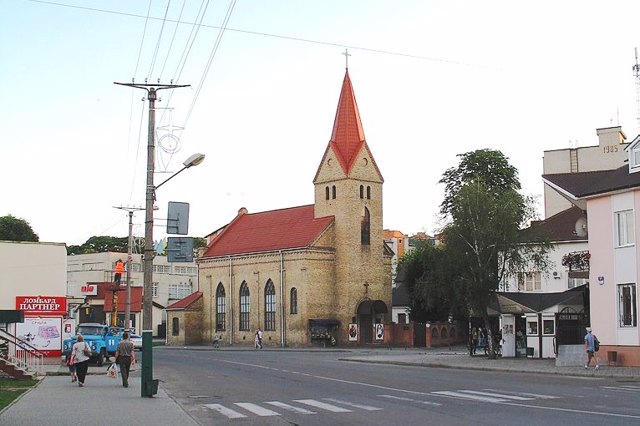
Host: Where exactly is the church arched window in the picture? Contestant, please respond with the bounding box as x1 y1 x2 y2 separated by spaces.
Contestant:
361 207 370 245
367 186 371 199
359 185 364 199
332 185 336 199
264 280 276 331
325 186 330 200
290 287 298 314
239 281 250 331
216 283 226 331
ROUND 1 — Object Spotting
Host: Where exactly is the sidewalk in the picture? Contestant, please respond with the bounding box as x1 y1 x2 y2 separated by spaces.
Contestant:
2 346 639 425
0 361 197 426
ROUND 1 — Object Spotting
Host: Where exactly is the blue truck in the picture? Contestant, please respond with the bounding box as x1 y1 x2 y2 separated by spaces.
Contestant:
62 323 122 366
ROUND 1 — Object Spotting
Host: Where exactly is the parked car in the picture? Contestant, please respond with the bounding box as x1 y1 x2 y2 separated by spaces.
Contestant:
129 333 143 351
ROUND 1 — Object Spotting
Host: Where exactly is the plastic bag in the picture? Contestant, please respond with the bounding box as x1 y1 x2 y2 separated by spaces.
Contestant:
107 363 119 379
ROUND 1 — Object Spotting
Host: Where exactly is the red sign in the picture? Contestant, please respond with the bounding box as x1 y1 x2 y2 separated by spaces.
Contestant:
16 296 67 315
80 284 97 296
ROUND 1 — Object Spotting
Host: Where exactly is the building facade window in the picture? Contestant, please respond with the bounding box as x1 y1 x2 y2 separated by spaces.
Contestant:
398 313 407 324
264 280 276 331
216 283 226 331
366 186 371 199
359 185 364 199
361 207 370 245
152 282 159 298
615 210 635 247
172 317 179 336
290 287 297 314
332 185 336 199
618 283 637 327
239 281 250 331
325 186 330 200
153 265 171 273
169 282 192 299
130 263 142 273
517 272 541 291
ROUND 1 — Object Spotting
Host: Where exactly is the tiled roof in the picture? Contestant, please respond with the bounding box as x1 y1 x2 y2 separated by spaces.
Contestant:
166 291 202 311
524 206 587 242
201 205 334 257
330 70 366 175
543 165 640 198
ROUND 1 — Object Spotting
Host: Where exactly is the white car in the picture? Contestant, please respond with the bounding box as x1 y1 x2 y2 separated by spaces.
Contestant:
129 334 143 351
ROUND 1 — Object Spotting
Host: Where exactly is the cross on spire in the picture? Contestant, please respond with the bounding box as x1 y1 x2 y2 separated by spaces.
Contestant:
342 48 351 69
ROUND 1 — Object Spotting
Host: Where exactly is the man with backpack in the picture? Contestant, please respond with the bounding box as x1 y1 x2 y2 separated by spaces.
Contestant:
584 327 599 370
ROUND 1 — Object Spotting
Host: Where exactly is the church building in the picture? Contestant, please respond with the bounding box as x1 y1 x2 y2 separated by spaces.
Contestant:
197 70 393 347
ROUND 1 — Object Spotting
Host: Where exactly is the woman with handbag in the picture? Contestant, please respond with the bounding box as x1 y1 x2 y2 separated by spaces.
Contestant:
71 334 92 387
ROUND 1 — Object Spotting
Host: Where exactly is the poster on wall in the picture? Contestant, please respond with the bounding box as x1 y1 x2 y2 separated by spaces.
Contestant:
15 317 63 356
348 323 358 342
375 323 384 341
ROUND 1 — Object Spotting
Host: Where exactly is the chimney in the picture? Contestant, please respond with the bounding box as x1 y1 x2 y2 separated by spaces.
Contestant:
596 126 626 147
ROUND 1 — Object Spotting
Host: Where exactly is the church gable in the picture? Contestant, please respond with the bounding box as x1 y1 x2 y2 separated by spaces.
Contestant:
313 144 348 184
345 142 383 183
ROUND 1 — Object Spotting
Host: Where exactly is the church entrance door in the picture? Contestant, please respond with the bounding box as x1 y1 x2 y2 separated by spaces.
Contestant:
359 314 372 346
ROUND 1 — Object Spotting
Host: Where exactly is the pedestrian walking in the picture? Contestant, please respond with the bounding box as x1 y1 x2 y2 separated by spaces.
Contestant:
71 334 91 387
584 327 599 369
65 352 77 383
212 332 220 348
115 331 136 388
255 328 263 349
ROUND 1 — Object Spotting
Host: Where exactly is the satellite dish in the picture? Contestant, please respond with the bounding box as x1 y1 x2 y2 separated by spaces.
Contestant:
575 216 588 237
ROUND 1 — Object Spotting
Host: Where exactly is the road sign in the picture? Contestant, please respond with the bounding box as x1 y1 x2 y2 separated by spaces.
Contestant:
167 202 189 235
167 237 194 262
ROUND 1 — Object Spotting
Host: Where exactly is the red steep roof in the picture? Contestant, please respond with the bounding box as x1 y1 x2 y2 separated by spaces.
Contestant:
330 70 366 174
166 291 202 310
202 205 334 257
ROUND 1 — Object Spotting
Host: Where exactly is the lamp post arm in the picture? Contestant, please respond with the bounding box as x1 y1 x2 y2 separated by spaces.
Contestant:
155 165 188 191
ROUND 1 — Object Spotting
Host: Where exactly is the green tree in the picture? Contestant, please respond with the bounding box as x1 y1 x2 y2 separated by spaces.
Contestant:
66 236 133 254
439 150 551 359
0 215 39 242
399 243 466 323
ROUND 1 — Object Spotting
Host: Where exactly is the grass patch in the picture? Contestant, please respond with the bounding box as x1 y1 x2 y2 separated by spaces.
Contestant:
0 378 38 411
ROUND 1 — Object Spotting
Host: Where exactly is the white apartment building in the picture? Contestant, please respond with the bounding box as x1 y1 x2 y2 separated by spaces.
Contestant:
66 252 198 337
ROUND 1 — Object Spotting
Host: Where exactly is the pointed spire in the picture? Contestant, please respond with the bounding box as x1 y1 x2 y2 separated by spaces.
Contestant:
329 70 366 175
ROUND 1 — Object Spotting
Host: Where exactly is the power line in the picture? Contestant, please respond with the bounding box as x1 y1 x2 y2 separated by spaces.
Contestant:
147 0 172 81
26 0 494 70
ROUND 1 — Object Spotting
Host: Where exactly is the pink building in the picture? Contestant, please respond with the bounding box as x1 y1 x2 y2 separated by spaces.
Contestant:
543 137 640 366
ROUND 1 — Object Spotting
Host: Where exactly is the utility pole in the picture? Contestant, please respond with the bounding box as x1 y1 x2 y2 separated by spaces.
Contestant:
113 205 144 330
114 81 189 397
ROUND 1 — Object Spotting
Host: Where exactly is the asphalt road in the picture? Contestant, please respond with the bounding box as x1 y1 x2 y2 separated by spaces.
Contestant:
153 348 640 426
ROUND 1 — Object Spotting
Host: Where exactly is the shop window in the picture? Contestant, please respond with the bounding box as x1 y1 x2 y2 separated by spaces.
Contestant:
264 280 276 331
216 283 226 331
290 288 297 314
618 283 638 327
527 321 538 335
543 319 554 335
239 281 250 331
172 317 179 336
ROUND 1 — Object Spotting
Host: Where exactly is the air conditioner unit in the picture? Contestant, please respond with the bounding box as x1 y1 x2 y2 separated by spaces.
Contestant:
552 271 562 279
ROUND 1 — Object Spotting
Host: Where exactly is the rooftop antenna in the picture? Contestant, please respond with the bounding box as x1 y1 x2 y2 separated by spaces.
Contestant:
633 48 640 132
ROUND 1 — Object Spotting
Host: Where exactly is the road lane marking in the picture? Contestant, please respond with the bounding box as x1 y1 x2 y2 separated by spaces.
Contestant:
234 402 280 416
498 401 640 419
483 389 559 399
294 399 352 412
323 398 382 411
432 391 506 403
460 390 533 400
602 386 640 392
378 394 442 406
204 404 246 419
264 401 316 414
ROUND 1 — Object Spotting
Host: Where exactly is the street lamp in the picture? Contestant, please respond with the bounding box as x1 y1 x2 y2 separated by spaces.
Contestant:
141 152 204 397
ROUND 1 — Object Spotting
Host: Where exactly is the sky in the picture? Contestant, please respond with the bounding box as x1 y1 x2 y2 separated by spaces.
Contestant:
3 0 640 246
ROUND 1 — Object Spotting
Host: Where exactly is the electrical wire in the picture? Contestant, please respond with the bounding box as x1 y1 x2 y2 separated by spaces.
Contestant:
158 0 188 82
133 0 153 80
183 0 237 127
147 0 172 81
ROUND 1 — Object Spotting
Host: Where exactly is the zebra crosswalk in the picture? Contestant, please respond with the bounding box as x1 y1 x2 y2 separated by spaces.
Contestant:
202 389 558 419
